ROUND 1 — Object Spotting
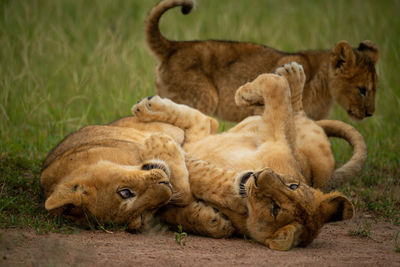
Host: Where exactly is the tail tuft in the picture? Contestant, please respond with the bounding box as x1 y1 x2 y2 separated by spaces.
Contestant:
146 0 195 60
181 1 195 14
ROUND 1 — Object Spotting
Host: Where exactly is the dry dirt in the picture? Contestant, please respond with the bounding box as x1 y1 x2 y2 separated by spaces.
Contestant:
1 213 399 267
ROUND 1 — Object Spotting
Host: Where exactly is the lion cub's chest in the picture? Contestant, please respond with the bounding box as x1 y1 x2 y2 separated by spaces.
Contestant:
186 132 263 171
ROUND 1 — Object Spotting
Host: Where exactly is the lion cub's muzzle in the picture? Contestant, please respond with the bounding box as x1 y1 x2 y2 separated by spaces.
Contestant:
141 160 173 193
240 168 301 197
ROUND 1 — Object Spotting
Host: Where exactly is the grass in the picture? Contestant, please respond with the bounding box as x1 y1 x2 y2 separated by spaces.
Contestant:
0 153 76 232
174 225 188 246
0 0 399 230
348 221 372 239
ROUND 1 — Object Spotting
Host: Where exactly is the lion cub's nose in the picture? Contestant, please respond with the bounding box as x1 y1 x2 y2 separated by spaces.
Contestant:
365 111 373 117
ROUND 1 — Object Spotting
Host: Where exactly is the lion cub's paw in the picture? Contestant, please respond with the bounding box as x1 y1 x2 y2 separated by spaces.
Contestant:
142 133 192 206
194 201 235 238
275 62 305 112
235 77 267 107
235 73 290 108
131 95 173 122
142 133 184 161
275 62 305 95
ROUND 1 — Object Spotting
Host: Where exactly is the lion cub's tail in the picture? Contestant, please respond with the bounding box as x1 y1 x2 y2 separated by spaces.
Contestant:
146 0 195 60
317 120 367 192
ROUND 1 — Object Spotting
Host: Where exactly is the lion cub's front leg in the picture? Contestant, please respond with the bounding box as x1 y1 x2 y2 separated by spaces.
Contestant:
132 96 218 144
157 201 235 238
140 133 193 205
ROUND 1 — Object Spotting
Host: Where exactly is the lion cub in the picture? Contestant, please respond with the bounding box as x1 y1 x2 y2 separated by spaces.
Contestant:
146 0 379 121
41 116 233 234
131 62 367 250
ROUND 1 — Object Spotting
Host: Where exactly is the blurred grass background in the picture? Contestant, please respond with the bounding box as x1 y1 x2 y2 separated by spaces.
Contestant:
0 0 399 230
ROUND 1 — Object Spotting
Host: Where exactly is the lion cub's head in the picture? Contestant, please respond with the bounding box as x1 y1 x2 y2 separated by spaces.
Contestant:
329 40 379 120
42 159 173 231
237 168 353 251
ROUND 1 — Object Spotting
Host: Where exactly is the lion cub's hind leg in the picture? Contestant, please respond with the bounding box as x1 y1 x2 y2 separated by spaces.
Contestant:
235 71 294 144
157 201 235 238
132 96 218 144
140 133 193 206
234 61 305 114
275 63 334 188
235 66 303 176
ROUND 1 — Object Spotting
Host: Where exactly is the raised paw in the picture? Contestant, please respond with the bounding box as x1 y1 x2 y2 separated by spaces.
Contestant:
275 62 306 88
131 95 175 122
235 80 264 107
136 95 155 104
275 62 305 112
235 73 290 109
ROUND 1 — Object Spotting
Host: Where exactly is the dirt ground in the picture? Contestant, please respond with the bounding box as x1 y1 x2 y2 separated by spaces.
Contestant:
1 213 399 267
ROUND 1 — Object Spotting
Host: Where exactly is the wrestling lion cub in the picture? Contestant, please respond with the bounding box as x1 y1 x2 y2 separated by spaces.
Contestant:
146 0 379 121
41 118 208 231
132 62 367 250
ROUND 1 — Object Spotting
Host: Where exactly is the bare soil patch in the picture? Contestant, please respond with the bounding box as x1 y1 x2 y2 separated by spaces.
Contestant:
1 213 399 267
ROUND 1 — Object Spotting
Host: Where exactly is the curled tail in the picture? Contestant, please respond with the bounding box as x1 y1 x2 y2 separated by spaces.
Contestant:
146 0 195 60
317 120 367 191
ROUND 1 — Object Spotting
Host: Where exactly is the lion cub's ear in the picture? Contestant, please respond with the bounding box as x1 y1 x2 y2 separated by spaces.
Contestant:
357 40 379 64
331 40 356 72
318 192 354 224
265 222 303 251
45 183 85 211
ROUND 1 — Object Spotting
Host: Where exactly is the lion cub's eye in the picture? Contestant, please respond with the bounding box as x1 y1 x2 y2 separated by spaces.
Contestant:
118 189 136 199
288 184 299 190
358 86 367 96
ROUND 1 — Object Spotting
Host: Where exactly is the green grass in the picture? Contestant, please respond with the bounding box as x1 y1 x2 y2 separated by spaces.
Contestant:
174 225 188 246
348 221 372 239
0 0 399 230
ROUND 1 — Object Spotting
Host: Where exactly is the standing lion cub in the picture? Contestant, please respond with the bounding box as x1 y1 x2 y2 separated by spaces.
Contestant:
146 0 379 122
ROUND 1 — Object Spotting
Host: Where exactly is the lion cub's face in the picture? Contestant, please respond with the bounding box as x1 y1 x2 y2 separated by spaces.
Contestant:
44 160 173 230
238 168 353 251
330 40 379 120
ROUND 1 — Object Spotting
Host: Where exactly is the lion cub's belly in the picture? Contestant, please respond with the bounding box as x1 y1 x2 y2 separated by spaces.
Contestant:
185 133 261 171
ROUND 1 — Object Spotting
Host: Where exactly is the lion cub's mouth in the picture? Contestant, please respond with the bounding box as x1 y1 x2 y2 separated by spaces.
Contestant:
239 171 254 197
141 160 171 178
347 110 364 121
141 160 173 193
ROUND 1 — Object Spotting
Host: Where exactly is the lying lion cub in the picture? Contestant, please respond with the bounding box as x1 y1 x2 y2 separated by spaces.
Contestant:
146 0 379 121
41 95 240 236
41 117 197 231
131 62 367 250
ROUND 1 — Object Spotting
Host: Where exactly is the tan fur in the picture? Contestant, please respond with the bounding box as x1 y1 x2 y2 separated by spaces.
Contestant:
41 105 237 237
131 62 367 250
145 0 379 121
41 63 367 249
41 119 195 231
